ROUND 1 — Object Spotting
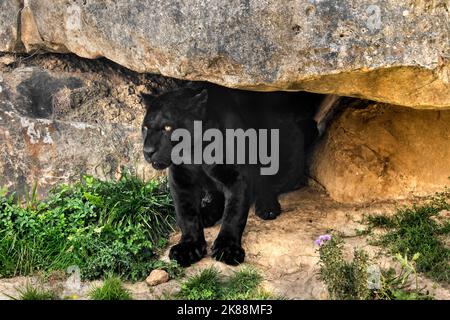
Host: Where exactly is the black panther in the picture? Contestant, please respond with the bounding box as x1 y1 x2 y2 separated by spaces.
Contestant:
141 83 321 266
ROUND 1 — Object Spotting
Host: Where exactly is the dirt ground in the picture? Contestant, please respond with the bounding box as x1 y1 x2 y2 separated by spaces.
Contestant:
1 187 448 300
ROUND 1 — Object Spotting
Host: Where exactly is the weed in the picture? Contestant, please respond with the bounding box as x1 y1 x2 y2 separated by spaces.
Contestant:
222 267 265 299
317 234 432 300
89 277 132 300
365 191 450 283
12 283 59 300
177 268 221 300
318 235 370 300
170 267 275 300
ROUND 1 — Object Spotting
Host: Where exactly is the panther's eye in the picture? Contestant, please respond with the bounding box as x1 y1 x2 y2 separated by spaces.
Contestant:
164 125 173 132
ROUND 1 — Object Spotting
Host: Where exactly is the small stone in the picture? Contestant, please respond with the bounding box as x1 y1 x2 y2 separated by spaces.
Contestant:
145 270 169 286
0 55 16 67
438 210 450 218
432 210 450 225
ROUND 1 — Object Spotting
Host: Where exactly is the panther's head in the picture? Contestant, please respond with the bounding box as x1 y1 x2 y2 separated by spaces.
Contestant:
141 87 208 170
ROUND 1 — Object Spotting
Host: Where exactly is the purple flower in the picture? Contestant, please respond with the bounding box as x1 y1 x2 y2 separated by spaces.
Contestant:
319 234 332 242
314 234 332 246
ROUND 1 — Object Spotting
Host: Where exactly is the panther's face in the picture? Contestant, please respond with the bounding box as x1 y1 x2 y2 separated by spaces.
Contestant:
141 88 208 170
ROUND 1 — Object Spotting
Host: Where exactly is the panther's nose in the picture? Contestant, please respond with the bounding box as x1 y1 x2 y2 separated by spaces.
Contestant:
144 146 156 157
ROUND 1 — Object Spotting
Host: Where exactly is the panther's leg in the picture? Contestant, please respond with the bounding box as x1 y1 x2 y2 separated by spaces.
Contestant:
168 166 206 267
200 190 225 228
206 165 251 265
255 176 281 220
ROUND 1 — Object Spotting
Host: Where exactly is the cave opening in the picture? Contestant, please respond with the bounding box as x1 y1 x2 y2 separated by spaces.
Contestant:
4 52 448 204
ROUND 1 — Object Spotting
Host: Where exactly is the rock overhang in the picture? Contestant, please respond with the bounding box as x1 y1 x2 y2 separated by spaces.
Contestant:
0 0 448 108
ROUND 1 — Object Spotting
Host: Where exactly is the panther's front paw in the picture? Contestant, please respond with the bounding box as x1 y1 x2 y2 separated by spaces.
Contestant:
255 199 281 220
169 241 207 267
211 238 245 265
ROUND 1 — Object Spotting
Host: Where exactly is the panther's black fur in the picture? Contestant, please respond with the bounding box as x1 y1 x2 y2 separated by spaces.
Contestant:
141 83 321 266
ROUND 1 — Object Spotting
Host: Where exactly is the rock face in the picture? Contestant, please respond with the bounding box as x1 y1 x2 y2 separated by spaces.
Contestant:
0 54 170 196
1 0 448 108
0 0 21 52
310 101 450 203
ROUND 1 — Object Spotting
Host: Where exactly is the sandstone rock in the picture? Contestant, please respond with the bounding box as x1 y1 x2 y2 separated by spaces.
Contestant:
4 0 448 108
310 101 450 203
145 269 169 286
0 54 16 67
0 0 21 52
0 56 163 196
431 209 450 227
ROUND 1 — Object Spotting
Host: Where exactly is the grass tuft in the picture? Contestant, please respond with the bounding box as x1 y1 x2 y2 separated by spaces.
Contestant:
14 283 59 300
170 267 275 300
177 268 221 300
89 277 132 300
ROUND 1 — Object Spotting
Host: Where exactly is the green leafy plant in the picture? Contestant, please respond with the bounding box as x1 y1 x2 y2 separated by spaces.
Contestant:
317 234 432 300
365 190 450 283
170 267 274 300
317 235 370 300
89 277 132 300
0 172 180 281
376 253 428 300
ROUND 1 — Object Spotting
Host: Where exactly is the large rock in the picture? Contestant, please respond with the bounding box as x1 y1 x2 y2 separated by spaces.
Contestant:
0 55 165 196
2 0 447 108
0 0 21 52
310 101 450 203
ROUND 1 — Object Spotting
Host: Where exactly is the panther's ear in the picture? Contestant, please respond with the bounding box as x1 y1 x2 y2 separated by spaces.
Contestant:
189 89 208 117
140 93 158 109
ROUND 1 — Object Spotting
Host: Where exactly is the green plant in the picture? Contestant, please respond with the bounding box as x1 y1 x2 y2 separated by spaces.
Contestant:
170 267 275 300
89 277 132 300
375 253 432 300
177 268 221 300
365 190 450 283
12 283 59 300
317 235 370 300
0 171 180 281
317 234 432 300
222 267 266 299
